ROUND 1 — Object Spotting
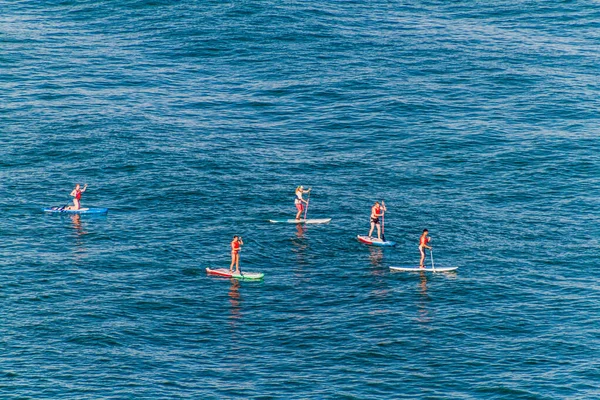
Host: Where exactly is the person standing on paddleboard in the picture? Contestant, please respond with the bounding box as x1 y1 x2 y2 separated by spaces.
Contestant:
419 229 432 268
230 236 243 274
368 201 386 240
67 183 87 210
294 186 311 220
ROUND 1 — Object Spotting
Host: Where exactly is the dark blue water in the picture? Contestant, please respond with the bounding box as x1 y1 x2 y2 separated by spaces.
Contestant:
2 1 600 398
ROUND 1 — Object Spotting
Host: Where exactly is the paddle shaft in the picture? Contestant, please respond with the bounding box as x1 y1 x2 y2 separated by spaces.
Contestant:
239 240 243 276
381 200 385 241
304 191 311 220
430 249 435 272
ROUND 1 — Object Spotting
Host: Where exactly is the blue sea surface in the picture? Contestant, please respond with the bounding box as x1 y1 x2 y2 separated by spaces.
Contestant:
1 1 599 398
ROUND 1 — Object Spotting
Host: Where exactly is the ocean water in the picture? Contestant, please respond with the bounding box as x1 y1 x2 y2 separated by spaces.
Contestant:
1 1 600 398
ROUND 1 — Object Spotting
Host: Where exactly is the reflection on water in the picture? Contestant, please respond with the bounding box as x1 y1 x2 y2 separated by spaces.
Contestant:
417 272 431 324
70 214 88 259
368 246 388 300
368 246 383 269
291 225 309 282
229 279 241 326
70 214 86 235
295 223 306 239
291 224 308 255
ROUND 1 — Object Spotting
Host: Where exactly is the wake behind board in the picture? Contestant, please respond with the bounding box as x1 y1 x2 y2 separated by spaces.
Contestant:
357 235 396 247
390 266 458 272
269 218 331 224
206 268 264 281
43 207 108 214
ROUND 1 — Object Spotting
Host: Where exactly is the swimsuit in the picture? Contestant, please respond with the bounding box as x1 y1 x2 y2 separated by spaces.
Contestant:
419 236 428 253
295 191 304 211
371 206 381 224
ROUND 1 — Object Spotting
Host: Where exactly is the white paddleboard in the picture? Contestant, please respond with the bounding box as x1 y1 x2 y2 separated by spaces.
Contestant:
269 218 331 224
390 266 458 272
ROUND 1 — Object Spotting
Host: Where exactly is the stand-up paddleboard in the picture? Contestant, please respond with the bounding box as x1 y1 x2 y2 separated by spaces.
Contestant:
206 268 264 280
357 235 396 247
269 218 331 224
43 207 108 214
390 266 458 272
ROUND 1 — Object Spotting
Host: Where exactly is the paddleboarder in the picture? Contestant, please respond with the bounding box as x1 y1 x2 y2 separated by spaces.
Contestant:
294 186 311 220
368 201 386 240
67 183 87 210
230 236 243 274
419 229 432 268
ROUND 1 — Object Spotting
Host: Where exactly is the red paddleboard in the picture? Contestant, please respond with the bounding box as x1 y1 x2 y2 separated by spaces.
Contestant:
206 268 264 280
357 235 396 246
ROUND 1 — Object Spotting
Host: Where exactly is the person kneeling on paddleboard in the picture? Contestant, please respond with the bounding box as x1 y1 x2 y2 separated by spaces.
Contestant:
294 186 311 220
419 229 432 268
230 236 243 274
67 183 87 210
368 201 386 240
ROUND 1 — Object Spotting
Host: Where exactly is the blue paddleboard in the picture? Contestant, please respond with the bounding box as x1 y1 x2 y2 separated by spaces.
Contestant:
43 207 108 214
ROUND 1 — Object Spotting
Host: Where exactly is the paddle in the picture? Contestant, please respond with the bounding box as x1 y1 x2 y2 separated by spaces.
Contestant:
430 249 436 272
381 200 386 242
303 190 311 220
238 237 244 277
